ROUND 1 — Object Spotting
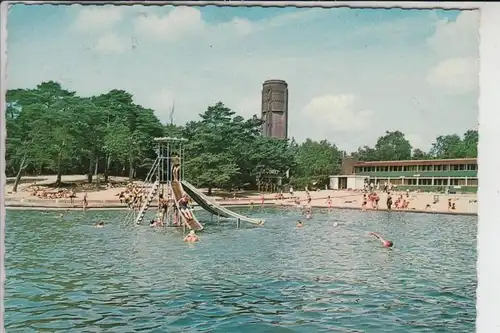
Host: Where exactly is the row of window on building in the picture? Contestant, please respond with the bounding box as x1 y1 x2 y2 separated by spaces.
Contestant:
355 163 477 173
370 177 478 186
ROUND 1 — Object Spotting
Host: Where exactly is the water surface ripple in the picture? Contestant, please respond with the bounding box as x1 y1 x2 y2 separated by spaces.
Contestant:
5 208 476 332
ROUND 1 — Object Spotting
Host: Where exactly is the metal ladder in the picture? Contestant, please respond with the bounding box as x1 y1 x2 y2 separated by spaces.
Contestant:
124 157 160 224
135 180 160 225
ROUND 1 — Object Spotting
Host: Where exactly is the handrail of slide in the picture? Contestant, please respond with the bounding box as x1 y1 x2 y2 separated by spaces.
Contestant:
181 184 231 218
172 181 204 231
181 181 264 225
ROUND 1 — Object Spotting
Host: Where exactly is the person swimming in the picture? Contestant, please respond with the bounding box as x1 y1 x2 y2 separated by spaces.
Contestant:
369 232 393 248
297 220 304 228
96 221 105 228
150 219 157 227
183 230 199 243
305 209 312 220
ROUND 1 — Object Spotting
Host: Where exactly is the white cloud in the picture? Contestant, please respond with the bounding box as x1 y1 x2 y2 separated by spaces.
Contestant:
426 10 479 95
7 6 480 152
72 6 123 32
427 57 478 94
427 10 479 59
93 33 125 53
133 6 204 41
302 94 374 132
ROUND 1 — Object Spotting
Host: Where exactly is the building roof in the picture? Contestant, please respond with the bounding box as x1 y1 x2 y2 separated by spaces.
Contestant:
354 158 477 167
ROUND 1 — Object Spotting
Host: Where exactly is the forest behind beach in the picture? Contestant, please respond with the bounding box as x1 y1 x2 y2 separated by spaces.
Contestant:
6 81 478 193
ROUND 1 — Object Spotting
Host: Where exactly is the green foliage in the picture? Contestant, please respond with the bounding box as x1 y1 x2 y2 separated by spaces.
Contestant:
291 139 342 188
6 82 165 188
353 130 477 162
5 80 478 192
429 130 478 159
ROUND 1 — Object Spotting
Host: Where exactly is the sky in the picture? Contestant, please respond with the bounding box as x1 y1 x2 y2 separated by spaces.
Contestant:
6 4 479 152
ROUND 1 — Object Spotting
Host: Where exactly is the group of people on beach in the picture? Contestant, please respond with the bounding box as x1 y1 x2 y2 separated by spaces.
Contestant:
29 186 77 201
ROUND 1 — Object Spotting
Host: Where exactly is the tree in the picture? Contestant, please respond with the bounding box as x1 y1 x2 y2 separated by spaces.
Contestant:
353 145 379 162
5 80 480 194
430 134 464 159
412 148 431 160
183 102 241 194
6 89 47 191
291 139 342 188
5 82 165 186
374 130 412 161
6 82 80 188
462 129 478 158
250 136 296 189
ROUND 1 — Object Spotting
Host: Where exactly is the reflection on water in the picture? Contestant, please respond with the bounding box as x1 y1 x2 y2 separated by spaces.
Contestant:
5 208 476 332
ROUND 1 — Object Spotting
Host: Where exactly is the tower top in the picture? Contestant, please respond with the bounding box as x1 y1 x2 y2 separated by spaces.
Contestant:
263 79 288 86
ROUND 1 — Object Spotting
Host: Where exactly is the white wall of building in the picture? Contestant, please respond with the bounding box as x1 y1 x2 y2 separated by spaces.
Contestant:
330 177 339 190
330 175 366 190
355 177 366 189
346 176 356 189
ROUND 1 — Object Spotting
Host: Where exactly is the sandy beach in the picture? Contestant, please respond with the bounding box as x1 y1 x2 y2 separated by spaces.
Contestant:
4 175 477 216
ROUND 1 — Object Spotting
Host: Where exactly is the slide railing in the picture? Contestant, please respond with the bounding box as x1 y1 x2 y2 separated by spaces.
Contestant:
181 181 263 225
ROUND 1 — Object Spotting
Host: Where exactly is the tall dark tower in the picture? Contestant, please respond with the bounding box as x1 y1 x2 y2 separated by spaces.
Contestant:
261 79 288 139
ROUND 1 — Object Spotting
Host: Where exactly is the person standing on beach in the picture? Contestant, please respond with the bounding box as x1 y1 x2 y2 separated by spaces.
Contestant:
373 193 380 209
361 194 367 211
83 192 88 211
386 194 392 210
69 189 76 205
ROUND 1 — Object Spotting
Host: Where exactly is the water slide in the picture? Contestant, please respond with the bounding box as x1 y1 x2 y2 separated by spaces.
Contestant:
171 181 204 231
181 181 264 226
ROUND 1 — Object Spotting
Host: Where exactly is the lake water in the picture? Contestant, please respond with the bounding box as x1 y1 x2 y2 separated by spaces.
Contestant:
5 207 476 332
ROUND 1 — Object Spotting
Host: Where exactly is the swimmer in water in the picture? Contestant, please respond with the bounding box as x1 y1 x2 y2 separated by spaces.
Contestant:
96 221 105 228
149 219 157 227
297 220 304 228
369 232 393 248
305 209 312 220
183 230 199 243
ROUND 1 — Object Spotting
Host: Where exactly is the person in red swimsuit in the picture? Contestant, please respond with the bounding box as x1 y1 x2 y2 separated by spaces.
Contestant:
369 232 393 248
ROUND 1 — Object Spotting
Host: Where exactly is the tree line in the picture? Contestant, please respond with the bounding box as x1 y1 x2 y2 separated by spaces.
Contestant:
5 81 478 193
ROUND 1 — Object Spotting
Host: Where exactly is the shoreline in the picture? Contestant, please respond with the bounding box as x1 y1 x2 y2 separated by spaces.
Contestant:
5 177 477 218
5 201 477 217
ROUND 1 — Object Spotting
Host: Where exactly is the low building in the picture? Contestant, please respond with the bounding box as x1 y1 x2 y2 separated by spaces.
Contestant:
329 157 478 192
